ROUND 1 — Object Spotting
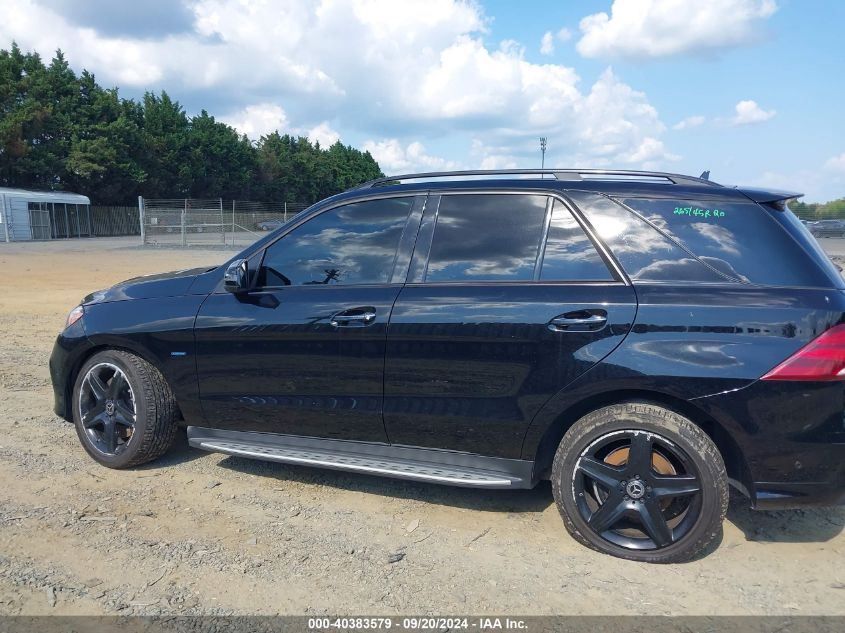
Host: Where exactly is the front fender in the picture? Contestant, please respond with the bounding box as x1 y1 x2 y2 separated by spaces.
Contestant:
81 296 208 424
49 318 94 421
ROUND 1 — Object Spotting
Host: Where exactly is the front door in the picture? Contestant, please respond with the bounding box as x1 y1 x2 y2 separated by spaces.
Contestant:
194 195 424 442
384 193 637 459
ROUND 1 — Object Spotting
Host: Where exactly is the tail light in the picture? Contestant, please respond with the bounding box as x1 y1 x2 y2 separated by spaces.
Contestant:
761 324 845 381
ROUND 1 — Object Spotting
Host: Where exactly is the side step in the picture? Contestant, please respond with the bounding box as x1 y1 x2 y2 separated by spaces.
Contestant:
187 427 534 489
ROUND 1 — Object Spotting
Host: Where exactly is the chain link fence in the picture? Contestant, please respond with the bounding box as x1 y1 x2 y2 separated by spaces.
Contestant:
139 198 309 248
90 206 140 236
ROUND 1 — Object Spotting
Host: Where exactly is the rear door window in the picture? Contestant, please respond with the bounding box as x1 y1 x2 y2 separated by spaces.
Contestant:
539 199 615 281
621 197 832 287
424 194 547 282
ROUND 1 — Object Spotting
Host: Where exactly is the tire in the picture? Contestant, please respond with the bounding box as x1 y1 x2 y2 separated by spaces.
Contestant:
551 402 728 563
72 349 178 468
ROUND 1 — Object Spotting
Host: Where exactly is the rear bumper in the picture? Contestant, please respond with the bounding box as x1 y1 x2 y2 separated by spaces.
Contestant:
746 439 845 509
693 379 845 510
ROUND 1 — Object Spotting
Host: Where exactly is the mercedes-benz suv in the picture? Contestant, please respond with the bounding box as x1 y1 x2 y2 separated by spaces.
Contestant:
49 169 845 563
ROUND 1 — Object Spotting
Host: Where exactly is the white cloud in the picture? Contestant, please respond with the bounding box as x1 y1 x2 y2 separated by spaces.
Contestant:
622 137 680 168
540 28 572 56
570 68 677 166
730 100 776 125
748 155 845 202
749 169 822 201
540 31 555 56
673 115 706 130
824 153 845 174
2 0 680 170
576 0 778 60
470 139 519 170
306 122 341 147
221 103 289 139
362 139 460 174
222 104 339 147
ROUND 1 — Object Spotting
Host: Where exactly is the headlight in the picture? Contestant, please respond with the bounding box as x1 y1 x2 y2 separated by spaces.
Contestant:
66 305 84 329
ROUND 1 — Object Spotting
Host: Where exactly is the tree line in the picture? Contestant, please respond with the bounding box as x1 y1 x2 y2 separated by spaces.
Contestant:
0 44 383 205
790 198 845 221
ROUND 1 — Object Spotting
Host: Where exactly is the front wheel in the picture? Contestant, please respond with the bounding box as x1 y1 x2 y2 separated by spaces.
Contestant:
551 403 728 563
72 349 179 468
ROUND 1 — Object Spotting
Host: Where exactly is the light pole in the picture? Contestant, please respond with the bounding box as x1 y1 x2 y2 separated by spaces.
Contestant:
539 137 547 170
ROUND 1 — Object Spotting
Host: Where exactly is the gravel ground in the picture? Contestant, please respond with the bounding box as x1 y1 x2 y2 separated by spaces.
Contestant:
0 236 844 616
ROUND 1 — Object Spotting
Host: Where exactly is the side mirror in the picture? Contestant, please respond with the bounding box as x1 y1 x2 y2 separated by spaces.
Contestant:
223 259 249 293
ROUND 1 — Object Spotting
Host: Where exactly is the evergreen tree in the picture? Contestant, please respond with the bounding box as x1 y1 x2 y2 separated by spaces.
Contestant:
0 44 385 204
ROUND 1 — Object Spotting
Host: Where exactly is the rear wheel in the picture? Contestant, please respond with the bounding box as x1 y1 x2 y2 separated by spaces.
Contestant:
72 349 178 468
551 403 728 563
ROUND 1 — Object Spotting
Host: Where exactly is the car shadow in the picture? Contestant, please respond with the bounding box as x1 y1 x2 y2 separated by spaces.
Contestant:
134 428 206 470
149 440 845 546
215 453 555 515
726 489 845 544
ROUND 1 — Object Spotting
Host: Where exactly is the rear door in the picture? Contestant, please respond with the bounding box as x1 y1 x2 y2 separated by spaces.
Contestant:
383 192 637 459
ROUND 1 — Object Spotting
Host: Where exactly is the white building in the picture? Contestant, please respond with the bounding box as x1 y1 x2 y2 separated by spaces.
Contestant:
0 187 92 242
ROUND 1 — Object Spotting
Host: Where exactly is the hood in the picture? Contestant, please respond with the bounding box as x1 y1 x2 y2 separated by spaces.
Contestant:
82 266 215 305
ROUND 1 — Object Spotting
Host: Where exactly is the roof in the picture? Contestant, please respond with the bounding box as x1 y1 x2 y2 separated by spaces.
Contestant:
0 187 90 204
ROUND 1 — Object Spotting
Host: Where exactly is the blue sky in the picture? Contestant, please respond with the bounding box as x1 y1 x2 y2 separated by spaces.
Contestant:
3 0 844 201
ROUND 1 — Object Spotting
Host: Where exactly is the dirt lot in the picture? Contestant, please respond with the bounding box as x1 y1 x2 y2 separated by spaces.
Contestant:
1 236 844 616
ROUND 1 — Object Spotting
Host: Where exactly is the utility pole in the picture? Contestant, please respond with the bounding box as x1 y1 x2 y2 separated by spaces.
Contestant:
540 137 547 170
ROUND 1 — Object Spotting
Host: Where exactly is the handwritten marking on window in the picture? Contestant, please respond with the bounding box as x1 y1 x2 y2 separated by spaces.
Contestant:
673 207 726 219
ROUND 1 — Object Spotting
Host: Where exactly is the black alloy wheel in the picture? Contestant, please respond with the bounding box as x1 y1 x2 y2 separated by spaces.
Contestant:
72 349 179 468
78 362 137 456
572 429 701 551
552 403 728 563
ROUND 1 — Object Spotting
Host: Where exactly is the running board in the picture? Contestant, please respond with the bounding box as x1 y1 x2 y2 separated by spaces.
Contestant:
187 427 534 489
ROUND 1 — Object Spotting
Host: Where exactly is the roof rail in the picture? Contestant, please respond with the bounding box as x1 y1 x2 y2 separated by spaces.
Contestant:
356 169 721 190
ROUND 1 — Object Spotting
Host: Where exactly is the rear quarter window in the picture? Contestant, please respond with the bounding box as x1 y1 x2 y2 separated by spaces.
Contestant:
620 197 834 287
566 191 725 283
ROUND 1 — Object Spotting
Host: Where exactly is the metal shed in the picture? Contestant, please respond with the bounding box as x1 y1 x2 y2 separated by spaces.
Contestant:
0 187 92 242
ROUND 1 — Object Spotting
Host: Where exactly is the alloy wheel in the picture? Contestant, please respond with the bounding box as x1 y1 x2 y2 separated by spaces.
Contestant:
77 362 137 456
572 429 702 551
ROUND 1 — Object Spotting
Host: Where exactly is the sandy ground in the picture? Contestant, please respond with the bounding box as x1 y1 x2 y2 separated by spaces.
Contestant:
0 236 844 616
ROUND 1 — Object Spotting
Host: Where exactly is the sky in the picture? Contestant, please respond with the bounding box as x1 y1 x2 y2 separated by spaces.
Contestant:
2 0 844 201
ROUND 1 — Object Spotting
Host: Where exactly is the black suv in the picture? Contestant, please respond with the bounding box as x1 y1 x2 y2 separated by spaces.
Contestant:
50 169 845 563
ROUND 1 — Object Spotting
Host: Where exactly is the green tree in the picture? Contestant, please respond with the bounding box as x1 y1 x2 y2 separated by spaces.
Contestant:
791 198 845 220
64 75 147 204
0 44 55 188
183 110 257 199
139 91 190 198
0 44 383 204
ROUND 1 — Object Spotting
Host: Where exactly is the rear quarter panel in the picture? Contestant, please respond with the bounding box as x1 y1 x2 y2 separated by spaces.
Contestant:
521 284 845 460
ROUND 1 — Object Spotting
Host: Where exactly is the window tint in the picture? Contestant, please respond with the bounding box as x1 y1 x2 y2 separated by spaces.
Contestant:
568 191 725 283
425 194 547 282
259 197 413 286
540 200 614 281
622 197 832 287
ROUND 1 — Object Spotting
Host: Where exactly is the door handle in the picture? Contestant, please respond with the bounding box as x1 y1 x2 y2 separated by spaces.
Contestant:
548 310 608 333
331 308 377 327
